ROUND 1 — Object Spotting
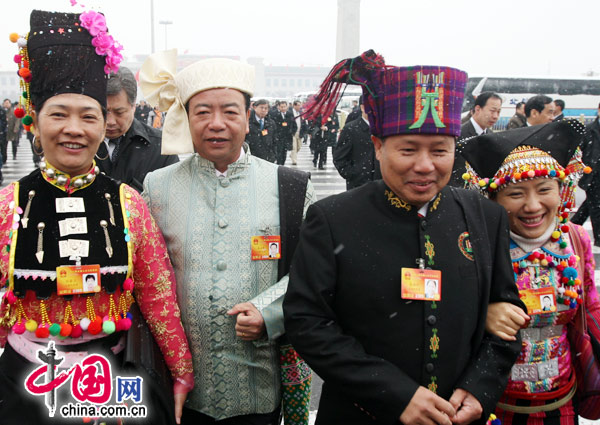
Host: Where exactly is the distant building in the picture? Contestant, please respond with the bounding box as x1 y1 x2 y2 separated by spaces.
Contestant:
248 57 329 99
122 54 330 101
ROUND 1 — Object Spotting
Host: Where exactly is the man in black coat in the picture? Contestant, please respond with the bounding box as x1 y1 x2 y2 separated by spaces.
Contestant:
572 103 600 246
284 54 523 425
96 67 178 192
346 98 362 124
134 100 152 125
506 102 527 130
245 99 276 162
333 101 380 189
271 101 297 165
450 92 502 187
310 113 339 169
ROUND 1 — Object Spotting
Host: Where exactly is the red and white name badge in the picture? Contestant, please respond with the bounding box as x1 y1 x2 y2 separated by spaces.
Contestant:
56 264 101 296
519 287 556 315
401 268 442 301
251 235 281 260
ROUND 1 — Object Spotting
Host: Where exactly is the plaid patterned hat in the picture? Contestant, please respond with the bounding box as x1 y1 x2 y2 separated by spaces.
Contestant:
303 50 468 137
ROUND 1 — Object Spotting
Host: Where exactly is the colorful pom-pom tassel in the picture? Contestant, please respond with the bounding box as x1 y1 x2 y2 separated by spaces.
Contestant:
25 319 38 332
123 278 134 291
87 317 103 335
60 323 73 337
13 108 25 119
49 323 61 336
70 323 83 338
4 290 17 304
12 321 25 334
102 320 116 335
35 324 50 338
120 317 132 331
79 317 91 331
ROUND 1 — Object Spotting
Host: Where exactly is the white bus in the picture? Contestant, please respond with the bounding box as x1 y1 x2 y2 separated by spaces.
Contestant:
463 76 600 129
293 87 362 113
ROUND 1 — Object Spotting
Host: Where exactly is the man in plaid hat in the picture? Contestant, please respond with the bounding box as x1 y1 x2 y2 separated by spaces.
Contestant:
284 50 524 425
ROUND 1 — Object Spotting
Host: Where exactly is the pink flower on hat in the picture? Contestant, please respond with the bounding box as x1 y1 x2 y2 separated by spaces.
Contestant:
92 31 113 55
104 44 123 74
79 10 123 75
79 10 106 36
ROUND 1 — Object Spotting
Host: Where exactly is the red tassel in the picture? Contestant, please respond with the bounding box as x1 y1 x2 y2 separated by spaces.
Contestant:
303 50 386 125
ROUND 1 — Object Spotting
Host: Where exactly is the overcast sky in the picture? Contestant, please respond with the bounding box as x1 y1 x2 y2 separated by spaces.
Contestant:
1 0 599 78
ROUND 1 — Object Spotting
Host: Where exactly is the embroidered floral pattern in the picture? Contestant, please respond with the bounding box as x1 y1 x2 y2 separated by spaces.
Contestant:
430 328 440 359
428 376 438 394
384 189 411 211
424 235 435 266
429 193 442 212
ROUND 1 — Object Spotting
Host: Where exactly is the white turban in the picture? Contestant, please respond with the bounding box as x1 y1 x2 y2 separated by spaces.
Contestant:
139 49 255 155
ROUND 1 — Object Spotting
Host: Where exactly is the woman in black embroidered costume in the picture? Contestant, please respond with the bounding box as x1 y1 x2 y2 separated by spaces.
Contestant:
0 10 193 425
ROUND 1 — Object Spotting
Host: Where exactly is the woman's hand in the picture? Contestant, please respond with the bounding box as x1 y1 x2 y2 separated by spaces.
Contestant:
486 302 529 341
173 382 191 424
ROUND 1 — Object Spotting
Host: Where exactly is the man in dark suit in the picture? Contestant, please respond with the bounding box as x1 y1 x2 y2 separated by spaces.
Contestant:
460 91 502 139
525 94 555 126
333 98 381 189
310 113 338 169
134 100 152 125
245 99 276 162
450 92 502 187
271 100 297 165
97 66 178 192
507 102 527 129
553 99 565 122
346 98 362 123
572 102 600 246
284 51 523 425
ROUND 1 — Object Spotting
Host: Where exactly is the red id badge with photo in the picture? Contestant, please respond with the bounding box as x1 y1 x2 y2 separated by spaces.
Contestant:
251 235 281 260
56 264 101 296
401 268 442 301
519 287 556 315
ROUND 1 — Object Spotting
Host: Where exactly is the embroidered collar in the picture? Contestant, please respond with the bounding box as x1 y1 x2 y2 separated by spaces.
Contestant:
384 189 443 214
384 189 411 211
194 143 251 179
429 193 442 213
39 159 99 194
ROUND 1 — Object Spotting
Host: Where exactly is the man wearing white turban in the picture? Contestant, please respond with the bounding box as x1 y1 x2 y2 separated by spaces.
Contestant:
139 50 316 424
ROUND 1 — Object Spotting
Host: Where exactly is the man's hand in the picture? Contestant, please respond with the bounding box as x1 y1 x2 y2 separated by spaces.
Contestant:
399 386 456 425
449 388 482 425
227 302 266 341
320 125 328 131
486 302 529 341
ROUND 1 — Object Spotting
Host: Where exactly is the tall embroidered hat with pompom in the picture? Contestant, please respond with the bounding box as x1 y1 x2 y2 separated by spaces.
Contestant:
9 9 123 131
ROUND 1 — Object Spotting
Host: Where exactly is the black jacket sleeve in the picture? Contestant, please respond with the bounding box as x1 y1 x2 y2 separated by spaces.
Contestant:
284 204 419 424
332 124 355 180
456 205 524 420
